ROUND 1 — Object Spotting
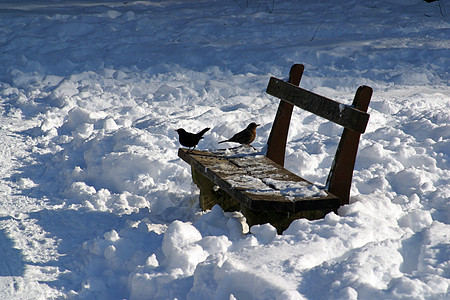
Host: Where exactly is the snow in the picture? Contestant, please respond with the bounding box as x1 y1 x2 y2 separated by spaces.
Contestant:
0 0 449 299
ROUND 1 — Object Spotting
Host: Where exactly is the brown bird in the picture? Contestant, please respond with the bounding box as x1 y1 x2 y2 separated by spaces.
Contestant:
175 127 210 150
219 122 260 146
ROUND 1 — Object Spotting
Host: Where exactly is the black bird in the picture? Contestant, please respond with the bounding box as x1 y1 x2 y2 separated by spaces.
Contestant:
218 122 260 146
175 127 210 150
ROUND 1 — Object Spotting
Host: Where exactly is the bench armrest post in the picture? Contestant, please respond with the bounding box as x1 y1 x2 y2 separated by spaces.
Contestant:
266 64 304 166
326 86 373 205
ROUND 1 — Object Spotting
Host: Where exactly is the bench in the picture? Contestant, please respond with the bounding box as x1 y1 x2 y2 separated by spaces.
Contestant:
178 64 372 233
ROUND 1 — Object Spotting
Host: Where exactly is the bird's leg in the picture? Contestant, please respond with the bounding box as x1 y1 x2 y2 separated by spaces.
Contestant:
243 144 256 150
228 145 242 150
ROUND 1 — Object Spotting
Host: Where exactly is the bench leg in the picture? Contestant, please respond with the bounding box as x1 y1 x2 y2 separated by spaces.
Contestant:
191 167 240 212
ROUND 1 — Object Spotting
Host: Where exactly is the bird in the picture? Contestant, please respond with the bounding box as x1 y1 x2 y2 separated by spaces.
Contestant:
218 122 260 146
175 127 210 151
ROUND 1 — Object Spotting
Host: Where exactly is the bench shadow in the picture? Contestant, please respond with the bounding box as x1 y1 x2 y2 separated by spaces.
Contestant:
2 143 139 292
0 222 25 277
3 126 172 295
26 208 130 292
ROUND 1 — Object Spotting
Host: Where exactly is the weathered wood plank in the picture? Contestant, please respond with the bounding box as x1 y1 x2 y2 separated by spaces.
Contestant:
178 148 339 212
326 85 373 205
266 64 304 166
179 150 253 208
242 191 338 212
266 77 370 133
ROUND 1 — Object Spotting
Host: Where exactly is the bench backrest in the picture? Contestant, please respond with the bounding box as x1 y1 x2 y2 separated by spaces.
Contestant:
265 64 373 205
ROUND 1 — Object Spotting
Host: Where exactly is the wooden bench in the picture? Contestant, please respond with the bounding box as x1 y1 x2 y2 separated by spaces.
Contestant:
178 64 372 233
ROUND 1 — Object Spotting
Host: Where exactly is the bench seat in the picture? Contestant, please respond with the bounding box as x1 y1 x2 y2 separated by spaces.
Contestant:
178 148 339 213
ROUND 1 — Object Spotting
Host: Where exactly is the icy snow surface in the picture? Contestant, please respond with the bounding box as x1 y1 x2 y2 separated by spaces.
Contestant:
0 0 449 299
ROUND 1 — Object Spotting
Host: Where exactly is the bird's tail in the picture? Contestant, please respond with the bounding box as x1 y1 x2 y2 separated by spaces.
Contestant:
197 127 210 137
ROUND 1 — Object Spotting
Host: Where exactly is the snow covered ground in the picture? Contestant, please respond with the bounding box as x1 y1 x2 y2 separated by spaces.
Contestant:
0 0 449 299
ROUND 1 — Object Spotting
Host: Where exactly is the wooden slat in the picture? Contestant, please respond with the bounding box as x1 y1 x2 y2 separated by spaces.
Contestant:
326 85 373 205
230 156 309 183
178 148 339 212
266 64 304 166
178 149 254 208
242 191 339 212
266 77 370 133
